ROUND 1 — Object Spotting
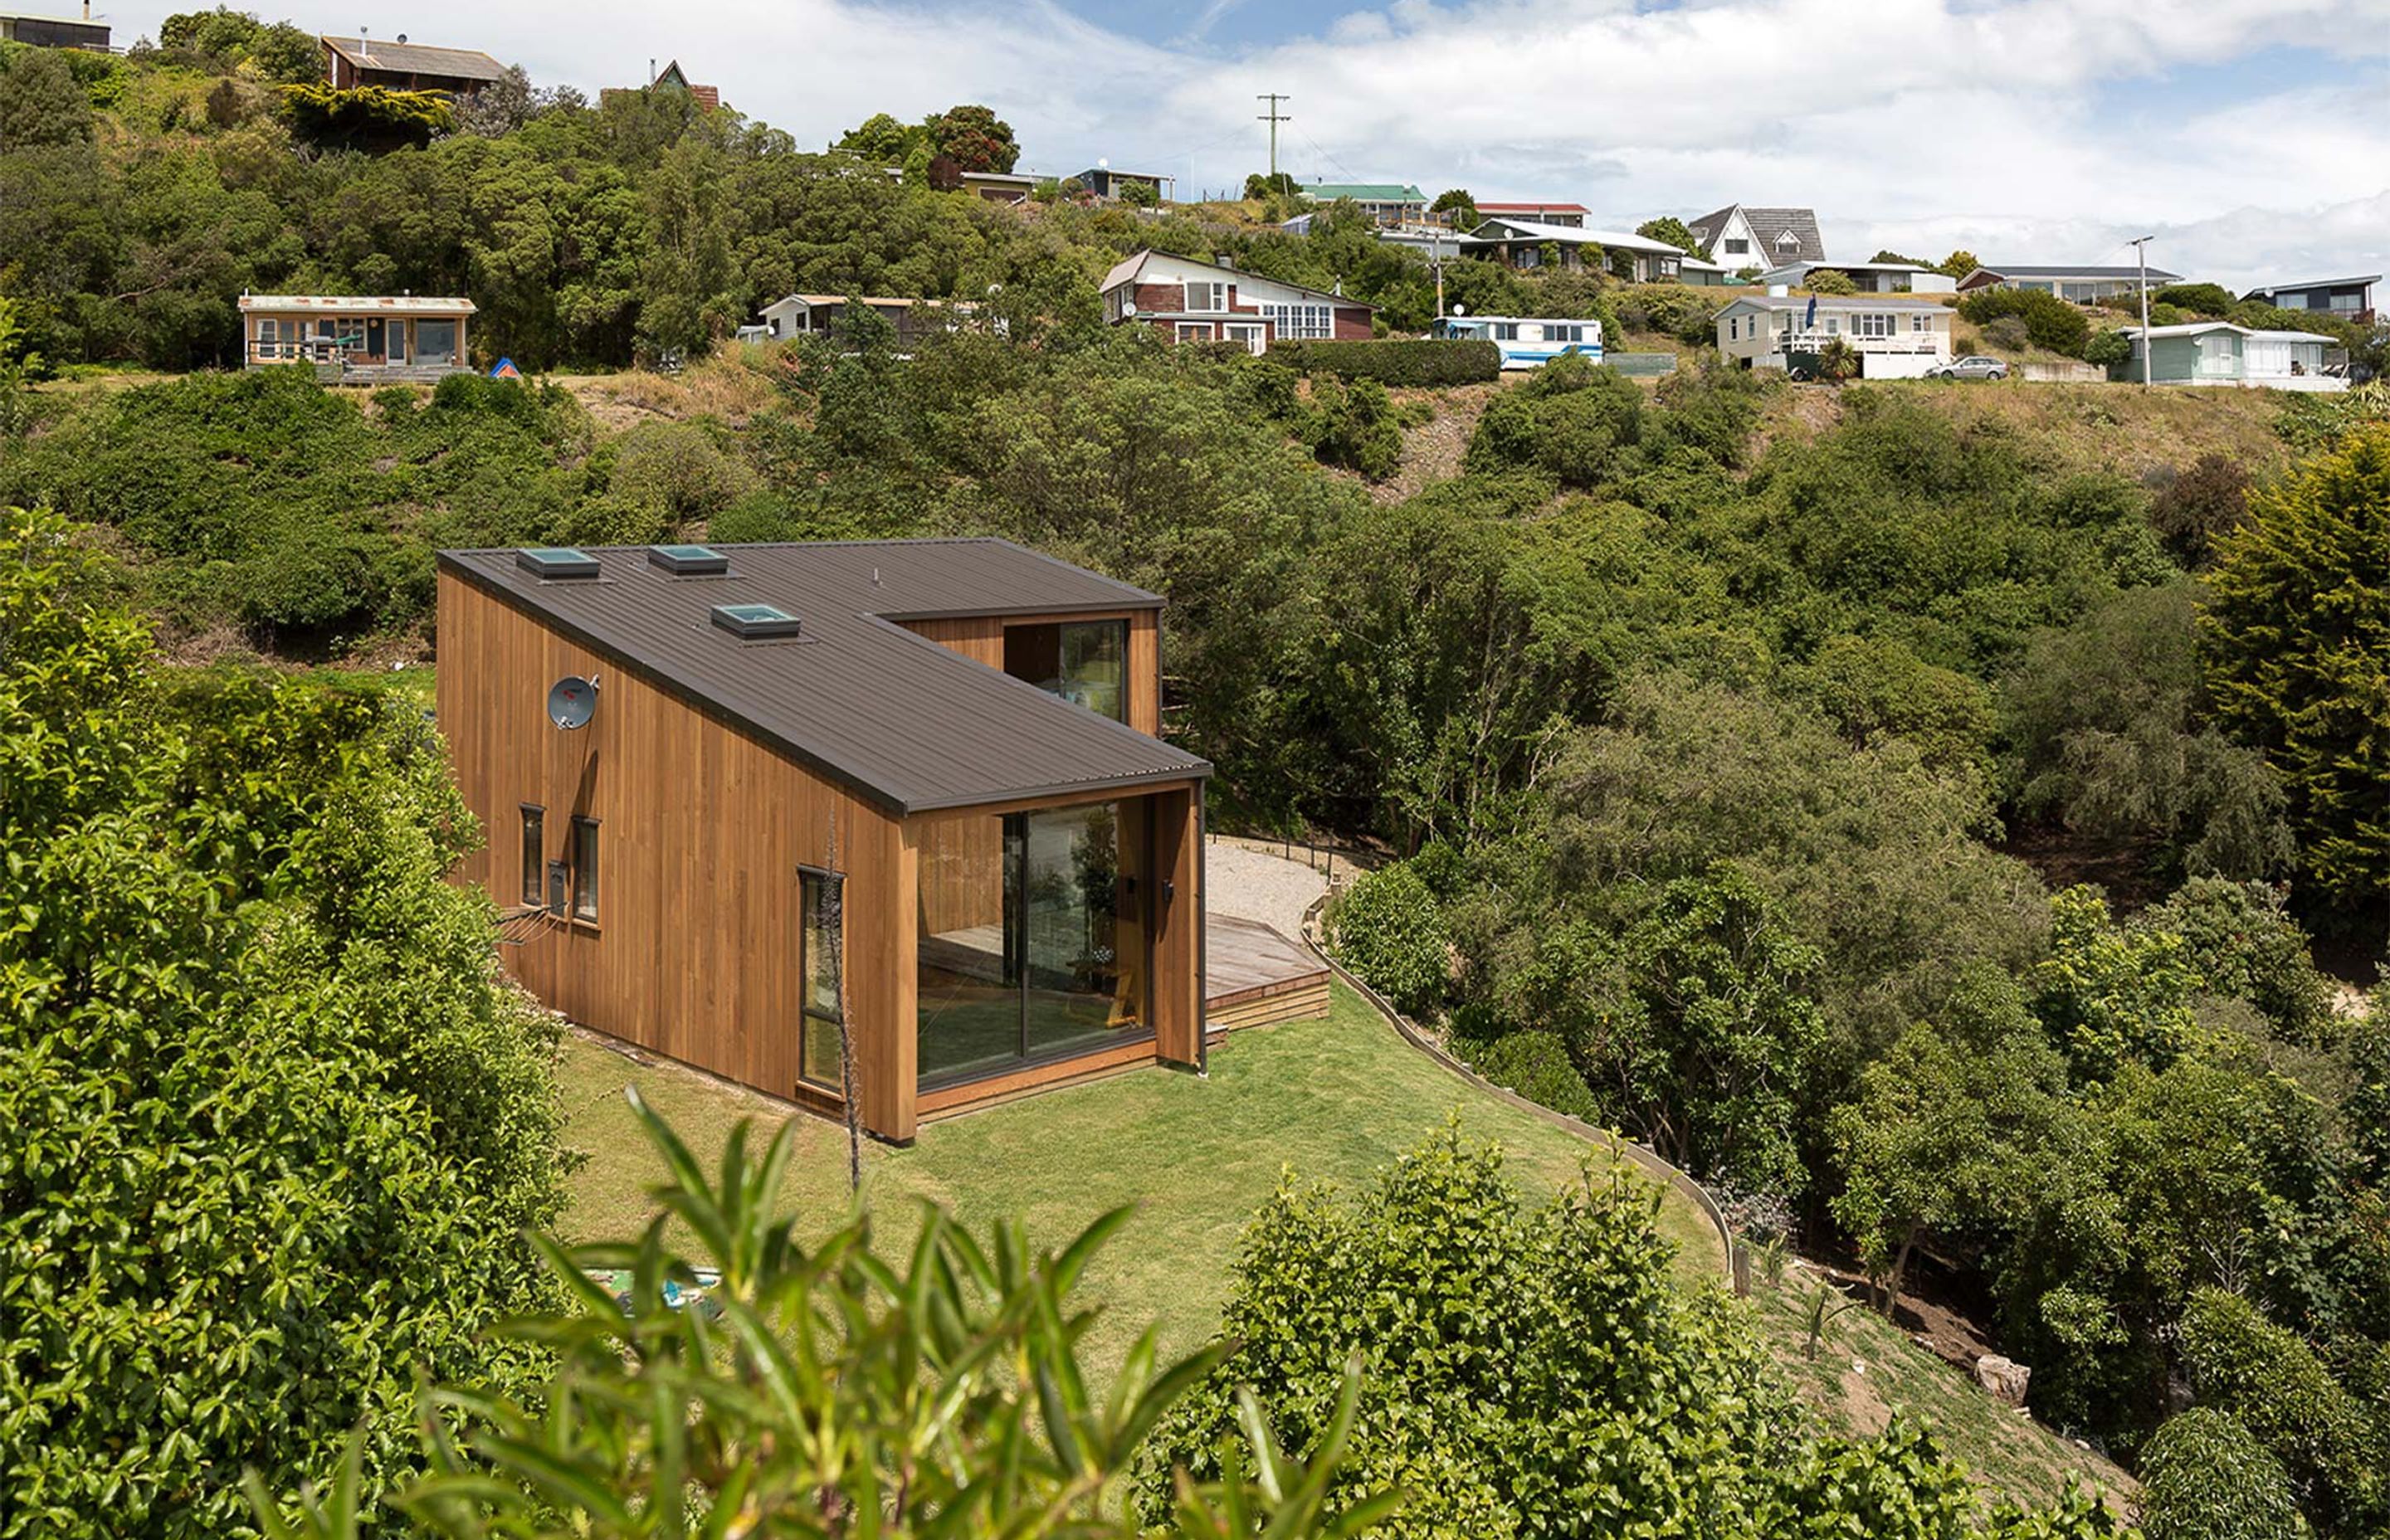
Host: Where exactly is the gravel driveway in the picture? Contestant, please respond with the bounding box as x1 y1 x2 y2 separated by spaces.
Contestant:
1204 839 1332 941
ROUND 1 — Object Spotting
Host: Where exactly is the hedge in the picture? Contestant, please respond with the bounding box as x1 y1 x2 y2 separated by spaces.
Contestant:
1268 337 1500 387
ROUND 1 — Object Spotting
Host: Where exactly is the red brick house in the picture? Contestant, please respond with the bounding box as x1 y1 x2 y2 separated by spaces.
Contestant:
1099 249 1374 354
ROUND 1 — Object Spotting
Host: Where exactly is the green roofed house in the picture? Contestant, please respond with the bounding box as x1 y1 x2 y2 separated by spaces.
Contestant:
2116 323 2347 392
1297 182 1429 227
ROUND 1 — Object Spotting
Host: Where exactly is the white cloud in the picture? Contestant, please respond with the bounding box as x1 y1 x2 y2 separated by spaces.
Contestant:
108 0 2390 279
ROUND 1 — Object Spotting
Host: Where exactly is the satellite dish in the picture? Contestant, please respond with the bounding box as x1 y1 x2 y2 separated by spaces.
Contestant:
547 675 598 731
1122 299 1138 317
1452 303 1468 316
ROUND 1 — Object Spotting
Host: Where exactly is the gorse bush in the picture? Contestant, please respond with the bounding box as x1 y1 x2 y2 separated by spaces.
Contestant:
0 508 568 1538
2136 1409 2305 1540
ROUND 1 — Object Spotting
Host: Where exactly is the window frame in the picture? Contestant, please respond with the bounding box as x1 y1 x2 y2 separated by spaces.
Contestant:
519 804 544 908
1182 280 1226 312
569 815 600 924
797 865 846 1092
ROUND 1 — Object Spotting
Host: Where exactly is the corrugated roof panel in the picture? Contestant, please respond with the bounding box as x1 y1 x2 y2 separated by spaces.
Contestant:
438 539 1206 815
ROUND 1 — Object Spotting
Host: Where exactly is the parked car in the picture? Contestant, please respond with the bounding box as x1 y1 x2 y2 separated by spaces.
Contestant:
1928 355 2010 380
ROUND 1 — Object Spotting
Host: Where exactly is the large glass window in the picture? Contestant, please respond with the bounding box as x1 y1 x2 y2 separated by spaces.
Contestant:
1004 619 1128 723
915 802 1148 1087
519 806 544 906
414 318 459 363
799 867 844 1089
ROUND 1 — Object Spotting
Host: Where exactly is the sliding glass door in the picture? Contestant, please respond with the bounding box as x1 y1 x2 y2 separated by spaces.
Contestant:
916 800 1148 1086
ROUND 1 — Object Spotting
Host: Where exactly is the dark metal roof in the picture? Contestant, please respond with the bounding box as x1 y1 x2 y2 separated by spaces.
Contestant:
437 539 1208 816
1969 264 2185 280
322 34 511 83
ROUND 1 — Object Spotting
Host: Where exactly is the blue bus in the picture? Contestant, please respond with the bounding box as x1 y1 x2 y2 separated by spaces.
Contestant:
1431 314 1603 369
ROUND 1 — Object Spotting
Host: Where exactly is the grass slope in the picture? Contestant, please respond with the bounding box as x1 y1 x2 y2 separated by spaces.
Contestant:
1756 1264 2136 1513
560 982 1720 1375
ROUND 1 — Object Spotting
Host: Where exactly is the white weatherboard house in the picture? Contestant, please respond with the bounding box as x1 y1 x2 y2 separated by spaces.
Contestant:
2119 324 2346 392
1714 294 1953 378
1689 205 1824 269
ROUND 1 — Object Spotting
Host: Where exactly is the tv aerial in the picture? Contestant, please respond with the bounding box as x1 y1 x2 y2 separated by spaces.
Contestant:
547 675 598 731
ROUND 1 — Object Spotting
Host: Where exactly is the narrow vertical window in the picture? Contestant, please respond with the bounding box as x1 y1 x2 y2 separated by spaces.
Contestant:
571 816 599 922
519 806 544 907
799 867 845 1090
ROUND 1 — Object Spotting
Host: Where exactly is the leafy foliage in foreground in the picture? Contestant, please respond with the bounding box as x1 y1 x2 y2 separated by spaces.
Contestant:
249 1089 1398 1540
0 507 568 1538
1135 1126 2127 1538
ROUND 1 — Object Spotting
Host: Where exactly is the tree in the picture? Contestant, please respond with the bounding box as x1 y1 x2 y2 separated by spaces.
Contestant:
1636 215 1703 255
1327 860 1449 1014
1803 267 1859 295
1245 170 1298 199
276 81 453 150
1937 249 1982 279
0 46 94 150
1871 248 1926 266
835 109 920 163
0 508 569 1536
2201 425 2390 914
1119 175 1160 208
247 1092 1398 1540
2137 1410 2307 1540
1430 187 1478 227
924 102 1019 173
1957 287 2093 356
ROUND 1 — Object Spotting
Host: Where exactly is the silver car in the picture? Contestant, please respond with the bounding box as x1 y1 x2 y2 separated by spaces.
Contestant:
1929 355 2010 380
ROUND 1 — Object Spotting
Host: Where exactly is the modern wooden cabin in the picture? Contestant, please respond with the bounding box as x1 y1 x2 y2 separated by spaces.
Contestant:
435 539 1215 1143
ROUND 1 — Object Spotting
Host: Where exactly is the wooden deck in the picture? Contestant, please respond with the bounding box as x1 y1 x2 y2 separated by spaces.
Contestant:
1205 914 1330 1035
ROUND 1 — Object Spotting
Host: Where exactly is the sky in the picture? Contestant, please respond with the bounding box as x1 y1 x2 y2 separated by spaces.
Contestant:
106 0 2390 291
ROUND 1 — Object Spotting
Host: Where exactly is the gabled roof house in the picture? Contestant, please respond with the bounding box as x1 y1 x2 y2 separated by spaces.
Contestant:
1299 183 1429 227
1100 249 1373 353
321 33 510 95
2116 323 2347 391
437 539 1323 1143
1465 218 1695 283
1689 205 1825 269
1714 294 1953 378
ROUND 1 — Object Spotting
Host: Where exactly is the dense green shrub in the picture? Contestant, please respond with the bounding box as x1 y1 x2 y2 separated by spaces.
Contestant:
1608 282 1719 345
1303 373 1402 480
1328 861 1450 1015
2135 878 2334 1047
1462 1029 1598 1120
1267 337 1500 387
1957 288 2094 357
1803 267 1858 295
1134 1126 2124 1538
2202 425 2390 913
1464 353 1645 486
2178 1288 2380 1529
2137 1409 2305 1540
2085 329 2134 371
2154 283 2236 317
0 509 568 1538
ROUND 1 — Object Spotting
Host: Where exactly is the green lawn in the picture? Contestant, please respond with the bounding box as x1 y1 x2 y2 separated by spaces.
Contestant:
557 981 1722 1372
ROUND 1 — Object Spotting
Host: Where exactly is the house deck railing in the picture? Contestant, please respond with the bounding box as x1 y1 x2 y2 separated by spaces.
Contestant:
1776 330 1943 353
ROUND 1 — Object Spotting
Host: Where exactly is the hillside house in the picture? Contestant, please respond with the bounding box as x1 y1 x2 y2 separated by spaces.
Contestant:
435 539 1328 1143
1956 264 2182 302
1472 201 1588 228
0 8 109 48
956 169 1036 204
1758 260 1955 295
1465 218 1691 282
1299 183 1429 227
2117 323 2346 391
321 33 510 95
2243 275 2377 323
1099 250 1373 353
1074 166 1174 202
1714 294 1953 378
758 294 981 350
1690 205 1825 267
238 294 474 382
602 60 722 111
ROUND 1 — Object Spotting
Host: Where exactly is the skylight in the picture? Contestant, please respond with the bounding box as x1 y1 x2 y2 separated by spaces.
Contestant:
710 602 802 640
516 546 600 580
649 543 729 576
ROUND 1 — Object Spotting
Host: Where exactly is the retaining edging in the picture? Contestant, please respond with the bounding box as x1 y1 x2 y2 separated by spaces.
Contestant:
1301 895 1736 1284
